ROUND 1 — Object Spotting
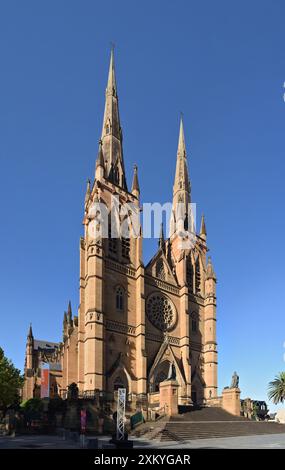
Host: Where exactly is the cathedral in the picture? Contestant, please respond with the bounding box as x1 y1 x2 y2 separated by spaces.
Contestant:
23 50 218 410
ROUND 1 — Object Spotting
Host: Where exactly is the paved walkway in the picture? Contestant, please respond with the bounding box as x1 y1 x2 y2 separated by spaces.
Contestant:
136 432 285 449
1 432 285 449
0 434 81 449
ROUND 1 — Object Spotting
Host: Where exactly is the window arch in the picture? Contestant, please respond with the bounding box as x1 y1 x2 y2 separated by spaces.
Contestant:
191 312 199 333
195 257 201 294
156 259 165 280
122 237 130 259
192 317 197 333
116 286 124 311
108 216 118 256
186 258 193 291
191 385 197 404
113 376 125 391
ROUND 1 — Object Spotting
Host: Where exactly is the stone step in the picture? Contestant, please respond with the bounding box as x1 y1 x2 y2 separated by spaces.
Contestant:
161 422 285 441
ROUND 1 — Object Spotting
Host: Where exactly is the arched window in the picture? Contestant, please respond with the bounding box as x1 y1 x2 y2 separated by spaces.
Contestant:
186 258 193 291
191 386 197 404
108 218 118 256
116 286 124 311
122 237 130 259
152 361 171 392
195 257 201 294
114 165 119 185
113 376 125 391
156 259 165 280
191 312 198 333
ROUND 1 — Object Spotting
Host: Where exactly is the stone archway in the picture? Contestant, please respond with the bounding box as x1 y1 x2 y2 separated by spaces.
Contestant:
108 365 132 397
150 360 172 392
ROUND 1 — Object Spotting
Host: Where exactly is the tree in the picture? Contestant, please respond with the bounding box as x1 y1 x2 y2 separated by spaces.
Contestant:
0 347 24 413
268 372 285 405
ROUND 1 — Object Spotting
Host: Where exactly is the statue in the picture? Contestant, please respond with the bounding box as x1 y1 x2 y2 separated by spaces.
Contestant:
230 371 239 388
166 362 176 381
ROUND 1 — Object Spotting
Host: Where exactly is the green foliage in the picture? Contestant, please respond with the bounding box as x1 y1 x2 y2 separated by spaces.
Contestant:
0 347 24 412
268 372 285 405
20 398 44 421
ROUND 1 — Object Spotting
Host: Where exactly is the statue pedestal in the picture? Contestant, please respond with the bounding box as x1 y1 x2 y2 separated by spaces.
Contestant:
159 380 179 416
222 388 241 416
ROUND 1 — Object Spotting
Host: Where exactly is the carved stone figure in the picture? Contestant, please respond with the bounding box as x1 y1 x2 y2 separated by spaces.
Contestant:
230 371 239 388
166 362 176 381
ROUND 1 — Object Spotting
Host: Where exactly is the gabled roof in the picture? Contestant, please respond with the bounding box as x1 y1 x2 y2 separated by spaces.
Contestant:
34 339 59 351
145 246 178 286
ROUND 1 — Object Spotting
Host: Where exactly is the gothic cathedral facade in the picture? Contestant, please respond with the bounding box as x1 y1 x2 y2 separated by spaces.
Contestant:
23 50 218 408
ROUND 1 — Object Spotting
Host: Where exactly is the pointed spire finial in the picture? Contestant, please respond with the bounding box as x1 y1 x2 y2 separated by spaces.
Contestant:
178 114 186 157
67 301 72 323
131 164 140 195
159 222 165 249
106 44 117 96
96 139 104 168
85 179 91 204
206 256 216 280
200 213 207 238
28 323 33 340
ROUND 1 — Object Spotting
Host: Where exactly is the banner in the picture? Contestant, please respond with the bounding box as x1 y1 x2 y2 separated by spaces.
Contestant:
80 409 87 433
40 362 50 398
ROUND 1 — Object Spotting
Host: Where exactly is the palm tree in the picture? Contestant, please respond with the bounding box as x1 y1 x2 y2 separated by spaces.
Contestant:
268 372 285 404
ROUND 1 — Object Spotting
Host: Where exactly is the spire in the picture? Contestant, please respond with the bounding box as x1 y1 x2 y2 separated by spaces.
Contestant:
27 323 33 341
171 116 191 236
67 301 72 323
100 48 127 190
106 46 117 96
159 222 165 249
206 256 216 281
178 115 186 156
200 213 207 239
173 116 191 202
131 164 140 196
85 179 91 205
96 140 104 168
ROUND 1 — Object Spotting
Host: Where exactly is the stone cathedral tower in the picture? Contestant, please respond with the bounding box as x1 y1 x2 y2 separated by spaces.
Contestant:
23 50 218 408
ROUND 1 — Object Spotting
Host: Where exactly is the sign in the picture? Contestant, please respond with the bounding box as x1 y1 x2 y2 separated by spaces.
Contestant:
40 362 50 398
80 409 87 433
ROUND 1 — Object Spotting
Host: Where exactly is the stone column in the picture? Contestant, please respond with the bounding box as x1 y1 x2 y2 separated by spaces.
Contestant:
222 387 241 416
159 380 179 416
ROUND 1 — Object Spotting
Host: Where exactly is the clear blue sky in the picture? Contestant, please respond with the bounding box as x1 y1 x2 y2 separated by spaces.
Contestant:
0 1 284 410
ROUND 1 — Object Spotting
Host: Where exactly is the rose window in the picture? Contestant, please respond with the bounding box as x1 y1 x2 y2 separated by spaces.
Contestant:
146 293 176 331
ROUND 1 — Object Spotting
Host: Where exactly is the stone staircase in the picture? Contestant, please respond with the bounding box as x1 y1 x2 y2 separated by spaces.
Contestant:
131 415 170 440
133 407 285 443
159 407 285 442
